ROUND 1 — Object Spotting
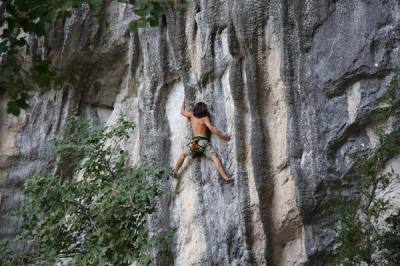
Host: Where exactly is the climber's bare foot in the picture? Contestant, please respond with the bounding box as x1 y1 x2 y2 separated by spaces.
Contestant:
222 175 233 183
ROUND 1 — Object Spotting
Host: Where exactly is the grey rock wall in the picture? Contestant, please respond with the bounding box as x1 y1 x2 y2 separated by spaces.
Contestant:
1 0 400 265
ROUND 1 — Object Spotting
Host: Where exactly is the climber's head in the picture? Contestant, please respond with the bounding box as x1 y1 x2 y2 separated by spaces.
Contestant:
193 102 209 118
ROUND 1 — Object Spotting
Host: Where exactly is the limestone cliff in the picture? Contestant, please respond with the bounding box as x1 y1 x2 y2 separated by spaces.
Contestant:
1 0 400 265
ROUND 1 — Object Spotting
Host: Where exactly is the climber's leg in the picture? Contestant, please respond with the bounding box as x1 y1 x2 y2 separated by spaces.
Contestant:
210 154 231 181
172 152 187 177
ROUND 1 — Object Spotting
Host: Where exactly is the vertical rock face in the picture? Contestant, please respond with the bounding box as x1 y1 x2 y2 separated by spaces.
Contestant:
1 0 400 265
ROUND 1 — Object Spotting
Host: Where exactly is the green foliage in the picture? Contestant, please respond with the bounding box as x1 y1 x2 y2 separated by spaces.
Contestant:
367 72 400 125
122 0 187 32
1 0 186 116
331 73 400 265
126 0 165 31
0 116 173 265
378 72 400 105
0 0 91 115
1 55 64 115
381 210 400 264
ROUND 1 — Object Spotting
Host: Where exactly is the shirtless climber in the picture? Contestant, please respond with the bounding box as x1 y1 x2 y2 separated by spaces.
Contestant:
172 101 232 182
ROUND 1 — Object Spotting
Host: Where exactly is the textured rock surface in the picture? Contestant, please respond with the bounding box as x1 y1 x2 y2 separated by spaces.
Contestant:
1 0 400 265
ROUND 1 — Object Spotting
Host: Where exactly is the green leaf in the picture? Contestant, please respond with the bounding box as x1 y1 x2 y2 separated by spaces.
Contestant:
176 3 189 12
0 41 8 53
90 0 103 8
15 95 30 109
20 21 46 36
133 8 148 17
0 86 5 96
147 17 158 27
7 101 21 116
95 11 107 20
128 21 138 32
14 37 27 47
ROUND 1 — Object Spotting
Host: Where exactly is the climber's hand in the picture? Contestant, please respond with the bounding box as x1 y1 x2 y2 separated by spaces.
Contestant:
223 133 231 141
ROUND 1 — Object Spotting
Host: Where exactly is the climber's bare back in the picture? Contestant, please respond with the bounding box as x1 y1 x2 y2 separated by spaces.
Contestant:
190 116 209 137
180 101 230 140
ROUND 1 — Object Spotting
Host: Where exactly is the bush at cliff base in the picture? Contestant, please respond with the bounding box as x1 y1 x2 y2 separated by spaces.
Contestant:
0 116 173 265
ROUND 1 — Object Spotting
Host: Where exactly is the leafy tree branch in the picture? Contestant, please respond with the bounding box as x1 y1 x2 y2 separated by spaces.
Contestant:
0 0 187 115
0 115 173 265
331 73 400 265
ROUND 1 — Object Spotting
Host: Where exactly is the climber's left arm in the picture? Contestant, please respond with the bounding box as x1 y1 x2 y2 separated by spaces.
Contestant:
204 117 230 141
180 100 193 118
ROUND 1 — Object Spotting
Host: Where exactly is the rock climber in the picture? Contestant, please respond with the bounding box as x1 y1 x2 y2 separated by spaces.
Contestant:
172 101 232 182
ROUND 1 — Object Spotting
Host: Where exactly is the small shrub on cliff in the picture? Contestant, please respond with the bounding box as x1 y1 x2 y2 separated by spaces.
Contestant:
0 116 172 265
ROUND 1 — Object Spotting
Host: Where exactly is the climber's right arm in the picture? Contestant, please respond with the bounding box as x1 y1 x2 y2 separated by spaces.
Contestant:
181 100 193 118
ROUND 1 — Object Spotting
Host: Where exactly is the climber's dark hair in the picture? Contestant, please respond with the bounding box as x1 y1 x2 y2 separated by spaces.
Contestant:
193 102 209 118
